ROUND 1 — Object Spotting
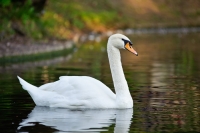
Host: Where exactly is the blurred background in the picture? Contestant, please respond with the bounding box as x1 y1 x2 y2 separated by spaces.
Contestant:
1 0 200 41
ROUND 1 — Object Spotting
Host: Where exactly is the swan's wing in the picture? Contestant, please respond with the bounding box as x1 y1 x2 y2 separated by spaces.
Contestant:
60 76 115 96
39 76 114 97
38 76 116 108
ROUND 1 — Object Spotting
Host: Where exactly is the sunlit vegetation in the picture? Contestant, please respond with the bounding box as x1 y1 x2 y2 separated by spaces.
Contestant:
41 0 117 39
1 0 200 41
0 0 118 40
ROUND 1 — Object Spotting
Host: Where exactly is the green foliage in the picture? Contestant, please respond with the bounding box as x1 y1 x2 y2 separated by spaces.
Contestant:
0 0 118 40
0 0 45 40
1 0 200 41
40 1 118 39
0 0 11 7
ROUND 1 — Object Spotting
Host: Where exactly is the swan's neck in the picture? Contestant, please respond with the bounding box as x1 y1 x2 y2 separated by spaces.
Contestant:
107 44 133 108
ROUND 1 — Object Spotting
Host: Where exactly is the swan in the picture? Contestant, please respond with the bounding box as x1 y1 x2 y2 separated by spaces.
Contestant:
17 34 138 108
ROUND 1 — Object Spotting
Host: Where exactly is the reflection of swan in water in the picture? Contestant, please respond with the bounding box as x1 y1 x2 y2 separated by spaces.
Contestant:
17 106 133 132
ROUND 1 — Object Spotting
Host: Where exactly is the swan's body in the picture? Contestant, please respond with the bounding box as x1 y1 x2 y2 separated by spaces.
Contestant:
18 34 138 109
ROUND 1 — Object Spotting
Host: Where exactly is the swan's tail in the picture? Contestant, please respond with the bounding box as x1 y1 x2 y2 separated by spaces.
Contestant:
17 76 38 91
17 76 41 105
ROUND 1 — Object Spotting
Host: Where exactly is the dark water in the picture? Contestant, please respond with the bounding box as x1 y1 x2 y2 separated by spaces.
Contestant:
0 33 200 132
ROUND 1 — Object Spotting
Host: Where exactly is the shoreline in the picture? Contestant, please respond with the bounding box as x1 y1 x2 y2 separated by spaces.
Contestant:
1 27 200 58
0 40 73 58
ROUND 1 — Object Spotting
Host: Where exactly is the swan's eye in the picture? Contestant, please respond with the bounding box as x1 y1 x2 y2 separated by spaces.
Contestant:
122 39 129 44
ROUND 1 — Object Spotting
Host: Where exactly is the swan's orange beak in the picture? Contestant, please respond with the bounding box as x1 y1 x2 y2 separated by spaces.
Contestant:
125 42 138 56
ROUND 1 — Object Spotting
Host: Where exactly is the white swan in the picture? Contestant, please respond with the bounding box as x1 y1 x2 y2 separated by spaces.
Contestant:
17 34 138 108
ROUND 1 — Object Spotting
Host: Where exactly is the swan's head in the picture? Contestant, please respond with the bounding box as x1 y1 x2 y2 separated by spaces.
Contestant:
108 34 138 56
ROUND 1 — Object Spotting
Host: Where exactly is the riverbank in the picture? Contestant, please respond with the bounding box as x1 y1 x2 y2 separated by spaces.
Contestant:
0 39 73 58
1 27 200 58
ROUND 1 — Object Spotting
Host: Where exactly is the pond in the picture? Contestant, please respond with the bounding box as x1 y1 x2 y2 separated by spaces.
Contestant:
0 33 200 132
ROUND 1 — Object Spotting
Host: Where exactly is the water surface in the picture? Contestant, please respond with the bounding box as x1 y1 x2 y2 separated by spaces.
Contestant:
0 33 200 132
